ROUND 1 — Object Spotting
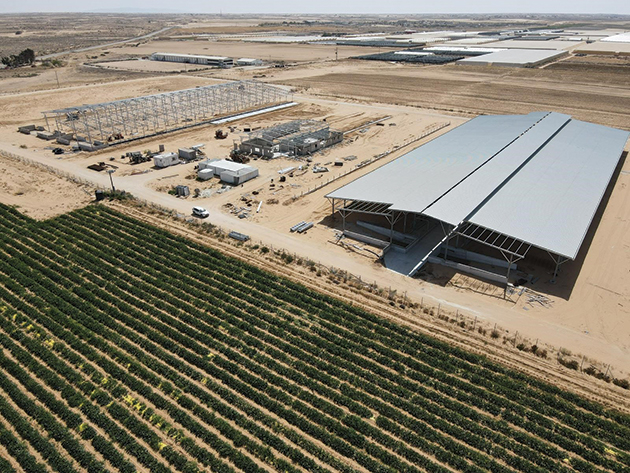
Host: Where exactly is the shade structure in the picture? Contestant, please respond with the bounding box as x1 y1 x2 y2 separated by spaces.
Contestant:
327 112 629 262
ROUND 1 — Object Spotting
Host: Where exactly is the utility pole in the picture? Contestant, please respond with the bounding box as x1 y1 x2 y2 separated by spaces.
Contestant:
107 169 116 192
54 69 60 88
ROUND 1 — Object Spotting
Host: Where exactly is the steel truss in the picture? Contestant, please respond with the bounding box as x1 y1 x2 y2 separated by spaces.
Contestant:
329 198 406 245
327 200 572 288
43 80 291 146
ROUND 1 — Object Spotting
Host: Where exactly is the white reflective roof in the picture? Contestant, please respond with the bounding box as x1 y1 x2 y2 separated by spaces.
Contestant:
458 49 565 65
469 120 629 259
423 112 571 225
327 112 546 212
327 112 629 260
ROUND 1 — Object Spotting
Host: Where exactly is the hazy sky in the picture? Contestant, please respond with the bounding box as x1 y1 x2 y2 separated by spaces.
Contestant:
1 0 629 15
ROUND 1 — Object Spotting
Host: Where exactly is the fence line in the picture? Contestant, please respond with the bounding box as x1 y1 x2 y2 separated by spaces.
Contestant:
293 121 450 200
0 149 106 190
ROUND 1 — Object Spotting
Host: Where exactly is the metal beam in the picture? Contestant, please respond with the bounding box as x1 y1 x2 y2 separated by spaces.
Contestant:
44 80 291 146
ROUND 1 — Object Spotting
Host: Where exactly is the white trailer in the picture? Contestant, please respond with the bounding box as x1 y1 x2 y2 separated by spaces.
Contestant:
153 152 179 168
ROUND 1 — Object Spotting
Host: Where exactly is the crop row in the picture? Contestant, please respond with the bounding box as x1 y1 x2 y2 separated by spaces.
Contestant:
65 206 630 471
0 203 628 473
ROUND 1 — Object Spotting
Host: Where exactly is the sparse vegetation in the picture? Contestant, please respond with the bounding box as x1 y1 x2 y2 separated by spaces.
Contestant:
1 48 35 68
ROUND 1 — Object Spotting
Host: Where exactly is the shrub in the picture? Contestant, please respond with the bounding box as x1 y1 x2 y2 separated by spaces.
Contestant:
559 358 579 370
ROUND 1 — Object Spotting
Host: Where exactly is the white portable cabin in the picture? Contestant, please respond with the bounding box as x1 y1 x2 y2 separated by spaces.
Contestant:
198 159 258 184
220 167 259 185
198 169 214 181
153 152 179 168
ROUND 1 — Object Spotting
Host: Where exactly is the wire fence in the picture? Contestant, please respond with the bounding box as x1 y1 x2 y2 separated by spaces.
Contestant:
0 149 106 190
293 121 450 200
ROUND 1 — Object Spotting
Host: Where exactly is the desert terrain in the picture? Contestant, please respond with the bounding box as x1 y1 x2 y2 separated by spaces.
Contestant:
1 12 630 387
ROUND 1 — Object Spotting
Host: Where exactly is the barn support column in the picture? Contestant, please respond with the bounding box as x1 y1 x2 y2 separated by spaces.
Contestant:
547 252 569 283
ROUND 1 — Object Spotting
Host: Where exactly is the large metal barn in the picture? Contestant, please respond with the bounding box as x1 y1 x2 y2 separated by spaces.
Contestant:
327 112 630 286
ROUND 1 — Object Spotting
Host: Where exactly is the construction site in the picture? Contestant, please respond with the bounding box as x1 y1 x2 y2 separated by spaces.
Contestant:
40 80 291 149
233 119 343 158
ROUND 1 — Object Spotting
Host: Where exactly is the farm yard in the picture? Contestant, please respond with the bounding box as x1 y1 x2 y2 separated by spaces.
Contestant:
0 203 629 472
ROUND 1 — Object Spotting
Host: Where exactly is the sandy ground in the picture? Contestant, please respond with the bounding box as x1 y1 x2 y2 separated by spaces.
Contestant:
270 61 630 129
0 153 93 219
111 40 397 63
92 59 216 73
0 75 223 126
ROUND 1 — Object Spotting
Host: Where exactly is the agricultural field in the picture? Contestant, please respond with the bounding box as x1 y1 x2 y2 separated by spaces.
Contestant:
1 202 630 472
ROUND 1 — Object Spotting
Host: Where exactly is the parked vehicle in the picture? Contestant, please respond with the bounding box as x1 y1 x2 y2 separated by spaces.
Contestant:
192 206 209 218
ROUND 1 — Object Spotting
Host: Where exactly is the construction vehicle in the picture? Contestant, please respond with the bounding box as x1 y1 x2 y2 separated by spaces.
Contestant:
229 148 250 164
107 132 124 142
215 129 228 139
123 151 151 164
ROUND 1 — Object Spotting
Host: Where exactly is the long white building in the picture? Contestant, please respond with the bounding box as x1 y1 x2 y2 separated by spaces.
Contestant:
151 52 233 68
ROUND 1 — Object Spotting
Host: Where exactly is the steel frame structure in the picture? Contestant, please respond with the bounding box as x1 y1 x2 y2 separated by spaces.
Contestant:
43 80 291 146
328 197 569 289
330 198 405 246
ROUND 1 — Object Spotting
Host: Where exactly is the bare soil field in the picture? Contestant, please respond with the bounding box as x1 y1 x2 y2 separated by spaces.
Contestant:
279 63 630 129
0 153 92 219
559 54 630 67
0 75 218 125
92 58 216 73
0 13 173 56
111 39 395 63
0 62 155 95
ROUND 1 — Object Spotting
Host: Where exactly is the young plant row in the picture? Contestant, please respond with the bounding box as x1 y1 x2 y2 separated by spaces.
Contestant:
58 209 628 463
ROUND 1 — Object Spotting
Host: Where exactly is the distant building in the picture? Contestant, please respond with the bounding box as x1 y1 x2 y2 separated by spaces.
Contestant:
150 52 233 68
236 58 263 66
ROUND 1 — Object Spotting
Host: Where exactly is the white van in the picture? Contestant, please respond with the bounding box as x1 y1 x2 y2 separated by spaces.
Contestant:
192 206 209 218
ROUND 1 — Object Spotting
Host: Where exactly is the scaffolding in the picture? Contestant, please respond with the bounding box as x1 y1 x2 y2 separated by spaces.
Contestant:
42 80 291 146
236 120 343 158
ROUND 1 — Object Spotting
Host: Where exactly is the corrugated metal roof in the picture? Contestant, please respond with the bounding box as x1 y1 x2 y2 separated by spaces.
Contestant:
458 49 565 66
423 112 571 224
327 112 629 260
327 112 546 210
468 120 629 259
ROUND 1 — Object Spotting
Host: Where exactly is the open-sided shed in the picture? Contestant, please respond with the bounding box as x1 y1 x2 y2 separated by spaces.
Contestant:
327 112 629 286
